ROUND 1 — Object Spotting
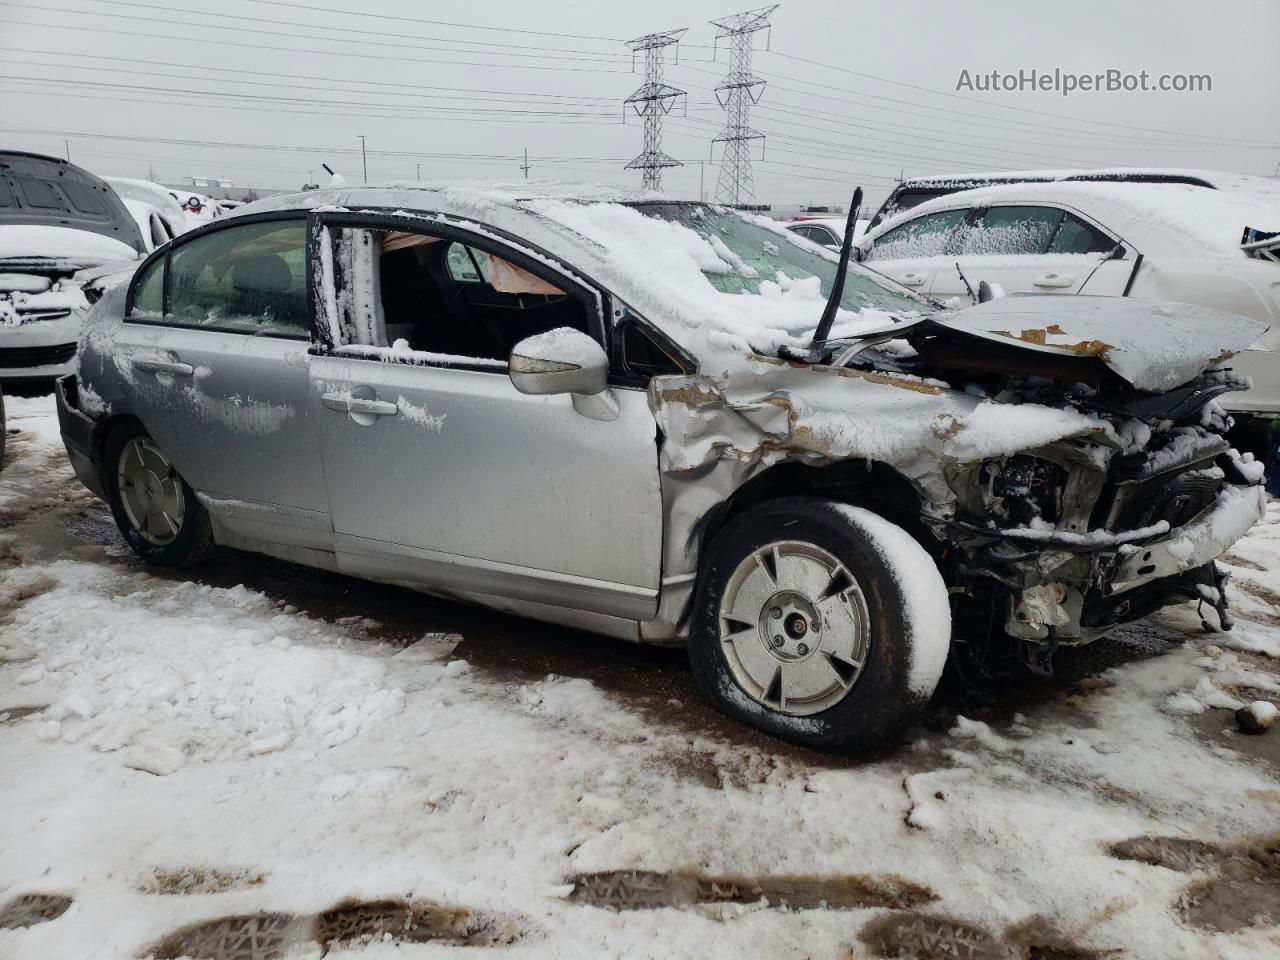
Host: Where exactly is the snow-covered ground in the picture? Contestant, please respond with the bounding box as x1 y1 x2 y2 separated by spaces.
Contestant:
1 392 1279 960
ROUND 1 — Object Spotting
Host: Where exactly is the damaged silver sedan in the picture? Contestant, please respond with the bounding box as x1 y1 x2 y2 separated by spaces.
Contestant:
56 184 1269 751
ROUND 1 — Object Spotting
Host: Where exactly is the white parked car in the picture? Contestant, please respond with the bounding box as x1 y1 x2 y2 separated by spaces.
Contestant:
105 177 189 251
1 151 144 382
856 181 1280 445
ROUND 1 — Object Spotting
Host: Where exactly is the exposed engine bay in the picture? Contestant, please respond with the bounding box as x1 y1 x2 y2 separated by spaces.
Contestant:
830 311 1266 676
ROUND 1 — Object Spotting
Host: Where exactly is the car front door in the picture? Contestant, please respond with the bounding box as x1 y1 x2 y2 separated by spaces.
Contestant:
307 213 664 621
931 204 1130 300
859 207 970 296
110 213 332 552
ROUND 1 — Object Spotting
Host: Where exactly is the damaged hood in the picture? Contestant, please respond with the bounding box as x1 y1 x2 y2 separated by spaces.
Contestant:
917 295 1270 393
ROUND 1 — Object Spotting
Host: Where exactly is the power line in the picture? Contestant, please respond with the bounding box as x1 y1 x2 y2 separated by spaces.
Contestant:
0 75 622 117
0 49 620 104
0 82 625 126
246 0 624 43
0 16 633 74
72 0 631 61
673 59 1280 150
766 50 1279 148
0 57 619 109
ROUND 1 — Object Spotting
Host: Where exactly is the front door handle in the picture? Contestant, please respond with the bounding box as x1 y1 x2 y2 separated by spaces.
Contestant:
321 390 399 420
1033 272 1075 288
132 355 194 376
348 398 399 417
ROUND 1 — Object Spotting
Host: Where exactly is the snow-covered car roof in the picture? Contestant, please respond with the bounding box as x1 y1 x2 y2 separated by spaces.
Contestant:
864 180 1280 261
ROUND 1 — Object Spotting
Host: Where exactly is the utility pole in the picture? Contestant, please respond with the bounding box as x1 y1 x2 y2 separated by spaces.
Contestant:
62 139 70 161
416 162 422 181
358 135 367 183
709 5 778 207
521 148 530 179
622 28 687 192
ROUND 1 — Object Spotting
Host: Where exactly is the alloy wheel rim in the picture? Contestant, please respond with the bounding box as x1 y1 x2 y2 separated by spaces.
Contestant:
117 437 185 546
718 540 871 716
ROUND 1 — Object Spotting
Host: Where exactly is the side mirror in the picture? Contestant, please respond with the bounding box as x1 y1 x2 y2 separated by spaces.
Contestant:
509 327 608 397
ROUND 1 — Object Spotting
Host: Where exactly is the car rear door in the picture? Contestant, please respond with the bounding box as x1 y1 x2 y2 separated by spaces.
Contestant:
932 204 1128 300
307 212 664 621
110 213 332 552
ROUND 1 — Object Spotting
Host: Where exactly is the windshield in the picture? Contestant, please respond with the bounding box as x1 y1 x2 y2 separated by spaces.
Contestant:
631 202 927 319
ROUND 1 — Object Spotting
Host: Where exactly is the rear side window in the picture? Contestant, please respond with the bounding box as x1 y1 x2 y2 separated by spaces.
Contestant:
444 241 484 283
133 218 310 336
962 206 1064 255
1049 213 1115 254
0 181 13 208
864 209 968 261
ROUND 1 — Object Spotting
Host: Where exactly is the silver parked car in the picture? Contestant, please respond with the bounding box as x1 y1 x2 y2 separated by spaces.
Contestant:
57 184 1268 751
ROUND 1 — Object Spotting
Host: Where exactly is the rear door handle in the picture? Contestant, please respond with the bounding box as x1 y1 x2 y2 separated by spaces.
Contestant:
132 355 194 376
1033 272 1075 288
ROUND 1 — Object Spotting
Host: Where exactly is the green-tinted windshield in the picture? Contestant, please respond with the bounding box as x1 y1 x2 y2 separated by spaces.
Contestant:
632 202 926 317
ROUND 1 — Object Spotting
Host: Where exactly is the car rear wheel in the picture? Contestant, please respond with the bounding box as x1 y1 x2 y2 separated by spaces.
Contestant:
688 497 952 753
104 422 212 566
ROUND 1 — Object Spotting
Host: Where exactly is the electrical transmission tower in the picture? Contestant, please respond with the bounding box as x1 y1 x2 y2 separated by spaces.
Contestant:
709 4 778 207
623 28 688 192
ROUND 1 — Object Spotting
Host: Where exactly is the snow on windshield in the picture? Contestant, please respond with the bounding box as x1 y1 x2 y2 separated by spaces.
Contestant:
526 199 925 357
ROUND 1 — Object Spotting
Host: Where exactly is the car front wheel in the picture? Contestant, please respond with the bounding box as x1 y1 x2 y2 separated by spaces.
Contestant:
689 497 952 753
104 422 213 566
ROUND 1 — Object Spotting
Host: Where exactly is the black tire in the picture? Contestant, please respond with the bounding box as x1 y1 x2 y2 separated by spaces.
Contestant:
103 421 213 566
688 496 951 753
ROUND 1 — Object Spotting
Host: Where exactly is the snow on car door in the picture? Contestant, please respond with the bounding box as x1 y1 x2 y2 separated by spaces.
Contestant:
309 218 664 621
932 205 1121 300
860 208 970 295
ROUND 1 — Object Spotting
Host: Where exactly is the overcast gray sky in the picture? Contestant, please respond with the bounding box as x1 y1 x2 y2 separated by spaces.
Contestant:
2 0 1277 207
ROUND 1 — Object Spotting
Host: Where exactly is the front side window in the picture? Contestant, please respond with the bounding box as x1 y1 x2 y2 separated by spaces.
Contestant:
864 208 970 261
337 226 593 367
163 219 309 336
